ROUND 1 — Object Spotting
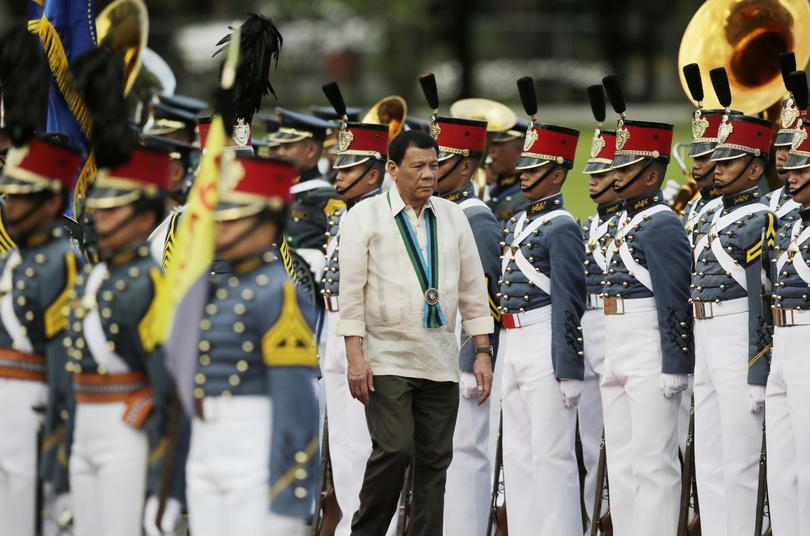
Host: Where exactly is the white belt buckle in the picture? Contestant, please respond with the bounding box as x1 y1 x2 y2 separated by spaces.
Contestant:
773 307 794 327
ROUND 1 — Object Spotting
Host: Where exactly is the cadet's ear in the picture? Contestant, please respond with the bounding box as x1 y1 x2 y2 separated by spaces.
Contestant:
461 158 475 176
748 159 765 182
645 164 660 187
551 167 566 185
366 166 381 186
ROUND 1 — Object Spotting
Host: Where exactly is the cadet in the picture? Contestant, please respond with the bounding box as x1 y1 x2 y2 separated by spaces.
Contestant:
681 64 725 243
600 75 693 536
142 93 207 145
319 82 391 536
691 99 777 536
768 53 803 225
579 84 620 520
768 83 810 535
67 147 174 536
417 74 502 535
185 153 319 536
498 78 586 536
271 109 346 275
312 105 362 183
0 25 84 534
0 135 82 534
486 114 529 223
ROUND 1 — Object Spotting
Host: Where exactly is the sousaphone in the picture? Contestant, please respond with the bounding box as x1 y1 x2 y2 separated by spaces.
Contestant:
678 0 810 115
363 95 407 140
95 0 149 96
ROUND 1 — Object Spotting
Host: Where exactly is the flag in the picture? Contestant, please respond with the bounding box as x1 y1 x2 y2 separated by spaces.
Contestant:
156 115 226 415
28 0 96 216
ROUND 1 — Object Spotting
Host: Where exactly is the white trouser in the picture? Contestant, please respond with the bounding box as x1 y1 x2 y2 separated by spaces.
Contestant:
601 305 681 536
443 369 491 535
70 402 149 536
580 309 605 523
322 312 396 536
766 324 810 536
501 308 581 536
186 396 306 536
0 378 46 536
694 310 762 536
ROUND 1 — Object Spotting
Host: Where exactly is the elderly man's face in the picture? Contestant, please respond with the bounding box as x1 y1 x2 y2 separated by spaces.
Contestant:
389 146 438 205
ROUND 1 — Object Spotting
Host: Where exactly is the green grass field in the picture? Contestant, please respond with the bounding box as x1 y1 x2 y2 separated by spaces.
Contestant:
561 122 692 220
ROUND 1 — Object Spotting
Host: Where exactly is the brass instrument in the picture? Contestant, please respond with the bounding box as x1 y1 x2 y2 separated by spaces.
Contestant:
449 98 517 133
670 141 700 215
678 0 810 116
363 96 407 140
95 0 149 97
673 0 810 212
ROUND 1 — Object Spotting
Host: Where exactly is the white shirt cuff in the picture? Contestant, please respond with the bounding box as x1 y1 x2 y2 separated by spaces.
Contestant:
335 319 366 338
462 316 494 337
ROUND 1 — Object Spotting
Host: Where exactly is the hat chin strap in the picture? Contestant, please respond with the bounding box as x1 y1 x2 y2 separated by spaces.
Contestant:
338 160 377 201
693 163 716 183
789 173 810 197
613 158 654 193
216 216 265 258
94 206 148 243
437 156 464 184
2 190 57 229
589 180 615 201
717 155 754 192
520 164 556 193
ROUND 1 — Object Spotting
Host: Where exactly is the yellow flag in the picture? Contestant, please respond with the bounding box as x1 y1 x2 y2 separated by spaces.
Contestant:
153 116 225 343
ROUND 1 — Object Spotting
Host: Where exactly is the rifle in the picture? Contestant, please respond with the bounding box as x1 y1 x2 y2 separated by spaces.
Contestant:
311 414 340 536
396 463 415 536
677 396 701 536
754 422 773 536
590 432 612 536
486 413 508 535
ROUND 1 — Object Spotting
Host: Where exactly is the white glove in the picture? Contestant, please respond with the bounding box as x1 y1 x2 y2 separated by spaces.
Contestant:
143 495 182 536
559 379 584 409
660 373 688 398
459 371 479 400
749 385 766 413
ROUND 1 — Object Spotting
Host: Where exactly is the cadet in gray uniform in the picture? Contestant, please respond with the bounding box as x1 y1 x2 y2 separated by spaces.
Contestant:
599 75 693 536
692 110 777 536
767 103 810 536
767 52 802 225
498 78 585 536
0 135 82 536
579 84 620 522
184 153 319 536
417 73 501 534
486 118 529 224
272 109 346 276
67 145 174 536
319 81 392 536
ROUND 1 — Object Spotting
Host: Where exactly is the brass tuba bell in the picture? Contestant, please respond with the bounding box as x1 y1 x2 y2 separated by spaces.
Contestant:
95 0 149 97
678 0 810 115
363 96 407 140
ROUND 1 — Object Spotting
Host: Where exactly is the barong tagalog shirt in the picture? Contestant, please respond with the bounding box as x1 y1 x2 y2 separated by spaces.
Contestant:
336 185 494 382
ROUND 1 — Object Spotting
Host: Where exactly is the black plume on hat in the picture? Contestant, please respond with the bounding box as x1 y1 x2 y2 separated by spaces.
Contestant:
0 25 49 147
709 67 732 108
419 73 439 111
789 71 809 111
71 47 135 169
322 81 347 118
516 77 537 117
602 75 626 115
683 63 704 103
587 85 606 123
779 52 797 91
214 13 283 125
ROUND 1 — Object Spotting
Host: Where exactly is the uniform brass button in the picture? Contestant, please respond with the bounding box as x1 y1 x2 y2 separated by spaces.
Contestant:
295 451 308 463
194 387 205 399
237 360 248 372
228 375 240 386
233 322 245 334
241 289 254 301
216 288 228 300
199 354 211 366
256 274 269 286
205 304 218 315
228 277 240 288
242 341 255 353
128 267 140 278
294 487 307 499
234 303 246 315
195 373 206 385
199 340 211 352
